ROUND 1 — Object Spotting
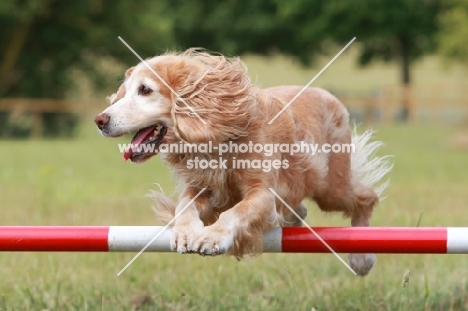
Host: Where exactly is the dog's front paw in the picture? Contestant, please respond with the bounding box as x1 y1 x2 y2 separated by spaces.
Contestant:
171 220 204 254
191 225 234 256
348 253 377 276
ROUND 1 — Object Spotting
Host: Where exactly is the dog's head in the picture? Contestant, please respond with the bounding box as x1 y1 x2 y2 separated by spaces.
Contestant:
94 49 255 163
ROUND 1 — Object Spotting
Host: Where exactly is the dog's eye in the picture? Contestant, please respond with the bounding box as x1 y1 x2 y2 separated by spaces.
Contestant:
138 84 152 96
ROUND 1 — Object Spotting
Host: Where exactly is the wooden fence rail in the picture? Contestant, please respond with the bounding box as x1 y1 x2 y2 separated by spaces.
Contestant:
1 84 468 137
0 99 106 137
341 84 468 125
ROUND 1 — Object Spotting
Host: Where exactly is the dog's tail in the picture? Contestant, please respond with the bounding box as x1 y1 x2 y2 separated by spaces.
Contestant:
351 128 393 198
147 186 176 225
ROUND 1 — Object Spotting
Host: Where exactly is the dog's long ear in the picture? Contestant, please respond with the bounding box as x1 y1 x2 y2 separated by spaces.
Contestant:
169 51 255 144
172 111 215 143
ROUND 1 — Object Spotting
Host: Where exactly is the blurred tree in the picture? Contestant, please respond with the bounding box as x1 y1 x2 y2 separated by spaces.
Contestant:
438 0 468 63
278 0 445 121
170 0 317 61
0 0 455 135
172 0 446 122
0 0 175 138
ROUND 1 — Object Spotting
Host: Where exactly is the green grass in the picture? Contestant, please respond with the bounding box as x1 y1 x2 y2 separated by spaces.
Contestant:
1 122 468 310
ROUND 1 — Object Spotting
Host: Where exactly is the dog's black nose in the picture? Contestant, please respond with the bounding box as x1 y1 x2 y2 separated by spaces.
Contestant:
94 113 110 130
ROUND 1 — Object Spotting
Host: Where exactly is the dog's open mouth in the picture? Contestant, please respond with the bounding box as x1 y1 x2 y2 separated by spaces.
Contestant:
123 123 168 163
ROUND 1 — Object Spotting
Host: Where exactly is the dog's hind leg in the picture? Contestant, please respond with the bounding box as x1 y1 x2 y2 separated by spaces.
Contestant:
346 129 392 276
312 127 381 276
346 184 379 276
313 162 379 276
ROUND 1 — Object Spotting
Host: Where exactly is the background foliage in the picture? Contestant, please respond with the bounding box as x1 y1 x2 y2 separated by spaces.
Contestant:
1 0 467 137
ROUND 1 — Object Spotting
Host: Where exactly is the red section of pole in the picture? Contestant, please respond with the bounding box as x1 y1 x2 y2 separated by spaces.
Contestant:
0 226 109 251
281 227 448 253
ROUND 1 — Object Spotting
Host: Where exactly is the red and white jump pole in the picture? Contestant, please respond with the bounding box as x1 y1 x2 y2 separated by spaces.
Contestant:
1 226 468 253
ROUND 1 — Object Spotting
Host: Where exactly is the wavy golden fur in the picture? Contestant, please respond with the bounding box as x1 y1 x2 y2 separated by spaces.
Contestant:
95 48 392 276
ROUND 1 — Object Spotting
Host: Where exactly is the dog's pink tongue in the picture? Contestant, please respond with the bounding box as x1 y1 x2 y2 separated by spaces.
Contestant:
123 126 155 161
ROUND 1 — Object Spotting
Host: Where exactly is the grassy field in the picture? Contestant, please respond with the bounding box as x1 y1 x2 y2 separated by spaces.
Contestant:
0 122 467 310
